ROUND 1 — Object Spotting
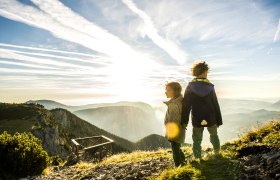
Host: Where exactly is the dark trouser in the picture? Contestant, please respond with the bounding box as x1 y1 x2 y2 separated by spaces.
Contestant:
192 124 220 159
170 141 185 167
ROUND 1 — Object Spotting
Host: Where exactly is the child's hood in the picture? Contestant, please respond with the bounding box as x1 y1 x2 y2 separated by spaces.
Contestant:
188 81 214 97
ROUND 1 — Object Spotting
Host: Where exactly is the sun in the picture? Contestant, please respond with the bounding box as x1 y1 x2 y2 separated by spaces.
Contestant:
106 53 159 102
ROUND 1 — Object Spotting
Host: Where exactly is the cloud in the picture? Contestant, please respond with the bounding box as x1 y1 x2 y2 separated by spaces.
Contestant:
0 43 104 58
0 0 279 103
137 0 275 44
0 44 110 66
0 60 58 70
0 0 148 62
122 0 188 64
0 48 99 70
273 19 280 42
30 0 138 59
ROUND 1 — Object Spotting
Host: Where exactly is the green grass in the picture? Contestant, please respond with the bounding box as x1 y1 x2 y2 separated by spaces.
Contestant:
100 148 173 165
222 120 280 151
156 121 280 180
190 153 239 180
157 151 239 180
157 163 202 180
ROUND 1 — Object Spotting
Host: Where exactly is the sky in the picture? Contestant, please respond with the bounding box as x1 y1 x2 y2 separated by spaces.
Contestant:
0 0 280 106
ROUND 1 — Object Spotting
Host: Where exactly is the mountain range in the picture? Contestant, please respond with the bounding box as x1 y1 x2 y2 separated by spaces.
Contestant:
0 102 170 159
25 98 280 144
26 100 161 141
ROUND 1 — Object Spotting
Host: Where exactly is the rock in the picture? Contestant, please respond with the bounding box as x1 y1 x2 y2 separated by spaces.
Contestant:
237 144 272 157
239 145 280 179
53 166 59 171
244 165 260 173
64 153 79 166
141 164 150 170
96 174 107 180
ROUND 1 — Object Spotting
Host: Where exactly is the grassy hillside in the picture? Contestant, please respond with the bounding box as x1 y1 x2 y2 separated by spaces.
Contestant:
0 102 45 133
224 119 280 149
159 120 280 180
0 103 135 157
36 120 280 179
217 109 280 143
3 102 279 179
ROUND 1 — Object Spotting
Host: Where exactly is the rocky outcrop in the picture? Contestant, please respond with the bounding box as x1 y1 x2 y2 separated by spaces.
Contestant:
32 126 71 159
238 144 280 179
31 110 72 159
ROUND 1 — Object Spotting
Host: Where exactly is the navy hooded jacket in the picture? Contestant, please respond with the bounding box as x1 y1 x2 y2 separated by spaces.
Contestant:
181 78 223 127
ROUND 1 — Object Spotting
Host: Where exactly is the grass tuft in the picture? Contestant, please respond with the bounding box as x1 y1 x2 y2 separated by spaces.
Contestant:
75 162 96 170
100 148 173 165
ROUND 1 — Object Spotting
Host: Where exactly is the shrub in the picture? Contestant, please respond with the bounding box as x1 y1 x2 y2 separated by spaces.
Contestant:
0 131 49 177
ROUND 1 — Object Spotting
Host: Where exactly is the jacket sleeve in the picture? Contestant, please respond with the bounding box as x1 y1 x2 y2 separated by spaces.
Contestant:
181 85 192 126
213 89 223 126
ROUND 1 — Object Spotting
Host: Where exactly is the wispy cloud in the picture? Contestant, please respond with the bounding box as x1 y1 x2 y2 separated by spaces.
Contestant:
0 0 147 62
30 0 139 59
0 48 99 70
274 19 280 42
0 43 100 58
0 60 58 70
122 0 188 64
137 0 276 44
0 44 109 66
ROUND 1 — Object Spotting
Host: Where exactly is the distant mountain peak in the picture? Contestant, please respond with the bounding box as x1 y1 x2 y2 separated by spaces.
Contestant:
272 100 280 106
26 99 60 103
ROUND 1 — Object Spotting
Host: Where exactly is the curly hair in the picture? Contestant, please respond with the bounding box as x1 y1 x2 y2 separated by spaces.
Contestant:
166 82 182 98
191 61 209 77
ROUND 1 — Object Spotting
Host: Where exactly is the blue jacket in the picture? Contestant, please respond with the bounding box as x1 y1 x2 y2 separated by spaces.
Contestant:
181 78 223 127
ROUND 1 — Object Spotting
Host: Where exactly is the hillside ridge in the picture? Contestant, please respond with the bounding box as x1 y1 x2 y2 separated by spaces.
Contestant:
32 120 280 180
0 103 170 159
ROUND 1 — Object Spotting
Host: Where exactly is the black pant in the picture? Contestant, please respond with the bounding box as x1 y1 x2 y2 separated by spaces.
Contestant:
170 141 185 167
